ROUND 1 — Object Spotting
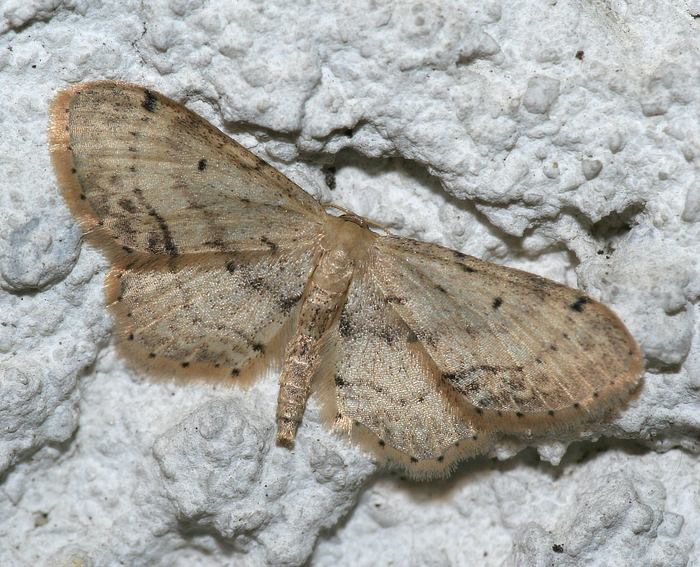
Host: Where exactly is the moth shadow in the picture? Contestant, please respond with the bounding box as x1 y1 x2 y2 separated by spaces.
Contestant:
371 436 655 501
175 517 241 556
321 149 569 260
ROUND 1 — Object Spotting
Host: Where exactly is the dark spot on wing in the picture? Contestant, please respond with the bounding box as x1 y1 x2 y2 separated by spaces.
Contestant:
476 396 494 409
410 457 418 463
118 198 137 213
419 331 437 347
225 260 236 273
143 89 158 112
231 368 240 377
504 375 527 391
492 297 503 310
198 158 208 171
334 374 346 387
376 325 399 346
148 352 156 358
247 277 266 292
260 236 278 253
147 233 159 253
181 362 189 368
552 544 564 553
570 296 590 312
278 294 302 312
147 208 178 255
252 343 265 353
460 264 476 273
338 311 352 337
203 238 226 250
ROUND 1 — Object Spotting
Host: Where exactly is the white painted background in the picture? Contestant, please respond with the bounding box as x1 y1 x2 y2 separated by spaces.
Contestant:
1 1 699 565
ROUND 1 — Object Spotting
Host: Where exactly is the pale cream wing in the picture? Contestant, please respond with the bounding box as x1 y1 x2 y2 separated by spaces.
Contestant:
48 81 325 261
370 236 643 432
108 246 319 379
323 268 494 477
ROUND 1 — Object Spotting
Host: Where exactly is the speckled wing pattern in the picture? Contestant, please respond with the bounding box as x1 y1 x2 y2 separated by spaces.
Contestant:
329 268 493 476
49 81 643 480
108 250 318 377
48 82 325 260
326 236 642 475
374 236 641 423
49 82 324 379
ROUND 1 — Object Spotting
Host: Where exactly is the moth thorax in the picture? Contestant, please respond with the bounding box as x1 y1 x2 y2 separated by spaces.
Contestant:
323 215 375 258
312 218 369 293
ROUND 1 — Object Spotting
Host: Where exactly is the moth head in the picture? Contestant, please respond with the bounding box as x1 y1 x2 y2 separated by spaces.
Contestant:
337 212 370 228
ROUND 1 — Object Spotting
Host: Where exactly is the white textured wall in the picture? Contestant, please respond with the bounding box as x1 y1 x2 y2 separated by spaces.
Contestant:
1 1 699 565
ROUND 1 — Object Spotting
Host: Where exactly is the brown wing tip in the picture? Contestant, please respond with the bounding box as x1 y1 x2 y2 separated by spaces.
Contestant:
48 82 161 263
452 295 645 435
48 83 115 240
48 80 152 146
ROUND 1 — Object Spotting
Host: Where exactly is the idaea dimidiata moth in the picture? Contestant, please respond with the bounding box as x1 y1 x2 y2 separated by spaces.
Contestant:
49 82 643 479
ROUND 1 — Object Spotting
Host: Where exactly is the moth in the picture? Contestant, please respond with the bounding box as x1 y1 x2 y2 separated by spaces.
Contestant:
48 82 643 478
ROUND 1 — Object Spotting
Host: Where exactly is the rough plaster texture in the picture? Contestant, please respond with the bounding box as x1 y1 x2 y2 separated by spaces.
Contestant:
1 0 699 565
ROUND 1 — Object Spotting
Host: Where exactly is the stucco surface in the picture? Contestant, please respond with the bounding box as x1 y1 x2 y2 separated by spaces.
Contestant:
0 1 699 565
